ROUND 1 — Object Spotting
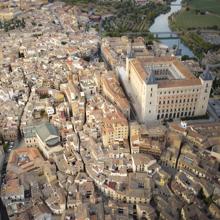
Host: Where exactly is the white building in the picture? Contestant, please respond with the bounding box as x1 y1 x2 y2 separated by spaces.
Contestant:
125 56 213 123
131 154 157 173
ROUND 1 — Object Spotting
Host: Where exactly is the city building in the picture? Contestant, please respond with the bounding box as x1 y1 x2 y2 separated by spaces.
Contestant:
101 72 130 117
22 122 63 159
125 56 213 123
102 111 129 147
131 153 156 172
0 0 219 219
7 147 44 174
1 179 25 206
130 121 166 157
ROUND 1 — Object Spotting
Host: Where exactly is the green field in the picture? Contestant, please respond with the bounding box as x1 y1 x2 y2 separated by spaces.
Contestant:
171 0 220 59
173 10 220 29
185 0 220 15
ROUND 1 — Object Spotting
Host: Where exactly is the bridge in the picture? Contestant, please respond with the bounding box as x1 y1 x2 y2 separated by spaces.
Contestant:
151 31 180 40
170 3 181 6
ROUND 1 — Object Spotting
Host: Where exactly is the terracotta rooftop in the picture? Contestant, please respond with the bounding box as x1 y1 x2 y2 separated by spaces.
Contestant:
8 147 43 167
130 57 202 88
101 73 129 110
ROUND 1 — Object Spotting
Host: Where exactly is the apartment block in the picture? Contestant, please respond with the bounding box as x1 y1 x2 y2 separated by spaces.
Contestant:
102 112 128 147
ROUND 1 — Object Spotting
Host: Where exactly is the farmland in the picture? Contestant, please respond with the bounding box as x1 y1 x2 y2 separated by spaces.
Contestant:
184 0 220 15
101 1 169 37
172 10 220 30
170 0 220 59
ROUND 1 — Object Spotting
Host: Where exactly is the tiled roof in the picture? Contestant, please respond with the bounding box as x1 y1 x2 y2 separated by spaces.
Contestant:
129 57 202 88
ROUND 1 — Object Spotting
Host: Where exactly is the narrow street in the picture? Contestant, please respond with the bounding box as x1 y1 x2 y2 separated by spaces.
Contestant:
0 191 9 220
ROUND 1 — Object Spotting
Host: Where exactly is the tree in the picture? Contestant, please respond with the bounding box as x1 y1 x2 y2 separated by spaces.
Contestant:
181 55 190 61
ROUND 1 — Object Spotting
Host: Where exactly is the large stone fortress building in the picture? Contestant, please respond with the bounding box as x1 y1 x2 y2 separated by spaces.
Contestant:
126 56 213 123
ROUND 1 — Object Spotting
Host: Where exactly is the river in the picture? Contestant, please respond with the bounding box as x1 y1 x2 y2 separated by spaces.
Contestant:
149 0 194 57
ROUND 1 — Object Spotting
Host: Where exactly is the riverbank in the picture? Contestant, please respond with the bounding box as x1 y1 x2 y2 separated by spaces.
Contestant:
169 0 220 59
149 0 194 57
